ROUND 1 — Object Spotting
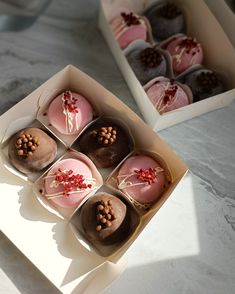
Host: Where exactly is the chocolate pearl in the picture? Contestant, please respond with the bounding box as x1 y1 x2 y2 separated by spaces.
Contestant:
107 214 112 220
23 138 28 143
28 142 33 147
17 150 24 156
97 214 103 221
21 134 26 139
112 135 116 140
31 145 36 151
101 218 106 224
104 139 109 145
28 151 33 156
106 221 112 227
26 134 30 139
108 200 112 205
97 204 104 211
104 201 108 206
17 139 22 145
104 208 109 215
100 131 106 136
108 127 112 132
96 225 102 232
23 143 27 149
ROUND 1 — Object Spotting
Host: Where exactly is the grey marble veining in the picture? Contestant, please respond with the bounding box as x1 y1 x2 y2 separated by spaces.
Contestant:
0 0 235 293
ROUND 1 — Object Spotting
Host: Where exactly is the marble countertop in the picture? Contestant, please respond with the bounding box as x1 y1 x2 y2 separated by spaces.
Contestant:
0 1 235 293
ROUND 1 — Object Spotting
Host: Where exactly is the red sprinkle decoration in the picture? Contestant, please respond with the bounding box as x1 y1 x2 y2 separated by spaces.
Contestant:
62 90 79 113
163 82 178 105
54 168 92 197
134 168 157 185
178 37 201 54
121 12 141 26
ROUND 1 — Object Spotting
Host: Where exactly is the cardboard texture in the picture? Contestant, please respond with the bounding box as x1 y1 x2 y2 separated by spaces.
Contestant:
204 0 235 47
99 0 235 130
0 65 187 293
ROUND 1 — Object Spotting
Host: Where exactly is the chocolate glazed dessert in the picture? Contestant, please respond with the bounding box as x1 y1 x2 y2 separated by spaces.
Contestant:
8 127 57 174
126 46 168 85
80 193 130 245
144 2 185 41
78 118 133 168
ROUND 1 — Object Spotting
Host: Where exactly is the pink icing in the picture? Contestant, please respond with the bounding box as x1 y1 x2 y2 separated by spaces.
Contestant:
110 11 147 49
166 36 203 74
144 77 190 114
117 155 166 204
48 91 93 135
44 158 96 208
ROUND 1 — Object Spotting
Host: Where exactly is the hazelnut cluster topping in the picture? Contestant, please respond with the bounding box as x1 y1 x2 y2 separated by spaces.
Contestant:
95 200 116 232
92 126 117 146
159 3 181 19
197 72 221 94
121 12 141 26
15 133 40 158
140 48 163 68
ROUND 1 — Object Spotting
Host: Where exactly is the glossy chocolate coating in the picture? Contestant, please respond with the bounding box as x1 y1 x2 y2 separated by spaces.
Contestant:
145 2 185 41
78 119 132 168
8 128 57 174
80 193 130 245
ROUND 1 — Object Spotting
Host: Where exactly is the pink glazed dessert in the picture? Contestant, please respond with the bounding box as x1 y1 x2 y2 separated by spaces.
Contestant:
117 154 167 205
144 77 191 114
166 36 203 74
44 158 97 208
48 90 93 135
110 9 148 49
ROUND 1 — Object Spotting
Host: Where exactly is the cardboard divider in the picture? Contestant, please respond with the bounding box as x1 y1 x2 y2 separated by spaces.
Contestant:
99 0 235 131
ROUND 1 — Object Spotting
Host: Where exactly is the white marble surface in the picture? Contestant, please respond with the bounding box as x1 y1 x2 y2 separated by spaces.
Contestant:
0 0 235 293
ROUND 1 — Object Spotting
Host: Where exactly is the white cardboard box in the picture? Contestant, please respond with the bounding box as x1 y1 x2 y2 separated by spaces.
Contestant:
99 0 235 131
204 0 235 48
0 65 188 293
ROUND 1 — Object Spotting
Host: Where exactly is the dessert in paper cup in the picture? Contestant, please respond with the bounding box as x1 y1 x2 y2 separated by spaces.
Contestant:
33 149 103 219
74 116 135 170
0 117 65 182
106 150 172 213
37 88 98 147
70 189 140 257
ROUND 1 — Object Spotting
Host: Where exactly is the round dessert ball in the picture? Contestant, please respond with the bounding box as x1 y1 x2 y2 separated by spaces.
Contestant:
80 193 130 245
44 158 98 208
126 46 168 85
166 36 203 74
78 119 133 168
110 10 148 49
144 77 191 114
117 154 167 205
181 68 226 102
48 90 93 135
145 2 185 41
8 128 57 174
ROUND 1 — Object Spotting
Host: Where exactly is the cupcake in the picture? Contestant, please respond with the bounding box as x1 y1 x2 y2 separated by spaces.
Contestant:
48 90 93 135
126 45 168 85
80 193 130 245
165 36 203 74
181 68 226 102
145 2 185 41
44 158 100 208
8 128 57 174
110 9 149 49
117 154 168 206
78 118 133 168
144 77 191 114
